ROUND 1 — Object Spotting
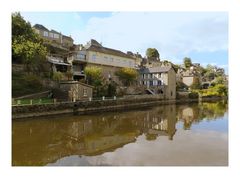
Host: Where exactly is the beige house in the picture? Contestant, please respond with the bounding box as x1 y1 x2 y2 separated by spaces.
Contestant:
68 39 138 83
139 65 176 99
177 64 202 88
33 24 74 49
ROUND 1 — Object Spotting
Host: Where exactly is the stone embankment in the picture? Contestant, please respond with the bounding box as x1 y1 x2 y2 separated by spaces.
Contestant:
12 95 227 119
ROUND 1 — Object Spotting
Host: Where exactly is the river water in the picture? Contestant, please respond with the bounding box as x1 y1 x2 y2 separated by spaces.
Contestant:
12 101 228 166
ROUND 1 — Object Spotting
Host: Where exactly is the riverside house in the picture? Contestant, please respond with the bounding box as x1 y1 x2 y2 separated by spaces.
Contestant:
139 65 176 99
68 39 139 83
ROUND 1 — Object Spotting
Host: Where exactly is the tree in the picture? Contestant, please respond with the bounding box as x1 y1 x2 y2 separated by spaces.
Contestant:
12 12 47 73
190 77 201 90
84 66 103 85
183 57 192 69
84 66 107 97
115 67 138 86
215 76 224 85
146 48 160 60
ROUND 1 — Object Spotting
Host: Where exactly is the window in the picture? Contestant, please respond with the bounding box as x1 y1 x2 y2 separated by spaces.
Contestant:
83 88 87 97
43 31 48 37
92 54 96 61
77 54 86 60
49 32 53 38
150 81 153 86
53 33 59 39
158 80 162 86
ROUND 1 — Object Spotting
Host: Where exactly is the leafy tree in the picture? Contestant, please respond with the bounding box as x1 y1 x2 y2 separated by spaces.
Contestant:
215 76 224 85
115 67 138 86
84 66 103 85
84 66 108 97
12 12 47 73
183 57 192 68
146 48 160 60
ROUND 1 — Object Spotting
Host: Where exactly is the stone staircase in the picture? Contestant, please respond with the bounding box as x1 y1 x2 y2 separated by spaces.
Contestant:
146 89 156 95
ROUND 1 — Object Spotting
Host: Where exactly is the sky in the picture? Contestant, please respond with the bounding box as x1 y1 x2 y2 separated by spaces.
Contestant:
21 12 228 73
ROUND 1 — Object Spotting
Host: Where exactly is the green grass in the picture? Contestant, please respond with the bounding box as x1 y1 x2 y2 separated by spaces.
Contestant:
12 98 54 105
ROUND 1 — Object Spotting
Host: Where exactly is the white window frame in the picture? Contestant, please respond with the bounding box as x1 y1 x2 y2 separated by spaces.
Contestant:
49 32 53 38
53 33 59 39
43 31 48 37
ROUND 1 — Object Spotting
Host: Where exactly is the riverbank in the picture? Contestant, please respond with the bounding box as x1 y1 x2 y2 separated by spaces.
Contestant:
12 95 227 119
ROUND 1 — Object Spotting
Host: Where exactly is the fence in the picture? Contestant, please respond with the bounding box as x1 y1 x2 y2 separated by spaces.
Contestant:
12 98 55 106
12 94 165 106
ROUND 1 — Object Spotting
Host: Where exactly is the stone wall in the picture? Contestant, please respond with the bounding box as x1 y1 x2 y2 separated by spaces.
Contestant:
12 95 171 119
12 95 226 119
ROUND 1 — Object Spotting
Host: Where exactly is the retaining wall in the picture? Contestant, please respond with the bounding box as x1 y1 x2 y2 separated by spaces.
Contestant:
12 95 226 119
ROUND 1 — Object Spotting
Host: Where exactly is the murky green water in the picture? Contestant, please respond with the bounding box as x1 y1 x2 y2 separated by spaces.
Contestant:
12 101 228 166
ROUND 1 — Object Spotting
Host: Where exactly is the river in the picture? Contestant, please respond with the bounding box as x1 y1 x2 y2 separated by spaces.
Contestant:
12 100 228 166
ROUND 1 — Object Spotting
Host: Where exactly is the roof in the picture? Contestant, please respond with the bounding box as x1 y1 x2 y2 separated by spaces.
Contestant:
139 66 172 74
62 35 73 41
50 29 61 34
86 40 135 59
59 81 94 88
33 24 49 31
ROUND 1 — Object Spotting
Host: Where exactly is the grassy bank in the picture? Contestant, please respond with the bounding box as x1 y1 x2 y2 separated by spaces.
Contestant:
12 71 49 97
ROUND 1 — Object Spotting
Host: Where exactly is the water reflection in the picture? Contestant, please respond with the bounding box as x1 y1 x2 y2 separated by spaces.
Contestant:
12 101 228 166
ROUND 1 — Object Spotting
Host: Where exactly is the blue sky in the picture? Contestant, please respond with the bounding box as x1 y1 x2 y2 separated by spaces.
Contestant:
21 12 228 73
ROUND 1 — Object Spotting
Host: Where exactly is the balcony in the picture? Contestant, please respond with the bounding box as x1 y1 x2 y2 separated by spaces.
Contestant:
73 54 87 63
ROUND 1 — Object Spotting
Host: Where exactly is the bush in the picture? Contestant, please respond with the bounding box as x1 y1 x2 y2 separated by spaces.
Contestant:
188 91 199 99
52 71 63 81
23 74 42 88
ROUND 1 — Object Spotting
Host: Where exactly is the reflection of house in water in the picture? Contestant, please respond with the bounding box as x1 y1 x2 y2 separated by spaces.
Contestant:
84 134 137 155
177 105 199 130
64 116 139 155
133 105 177 140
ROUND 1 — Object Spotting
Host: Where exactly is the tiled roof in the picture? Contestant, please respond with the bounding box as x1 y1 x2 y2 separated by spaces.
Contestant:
33 24 49 31
140 66 172 74
50 29 61 34
63 35 73 41
86 39 135 59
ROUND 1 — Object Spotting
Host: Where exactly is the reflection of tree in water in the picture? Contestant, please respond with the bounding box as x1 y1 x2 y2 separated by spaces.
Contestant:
177 100 228 130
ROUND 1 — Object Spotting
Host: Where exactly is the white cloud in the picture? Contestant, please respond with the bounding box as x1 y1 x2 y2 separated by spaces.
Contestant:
72 12 228 62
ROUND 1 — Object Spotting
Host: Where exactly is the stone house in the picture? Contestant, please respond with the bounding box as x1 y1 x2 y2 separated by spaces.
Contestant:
59 81 93 101
33 24 74 49
177 65 201 88
139 65 176 99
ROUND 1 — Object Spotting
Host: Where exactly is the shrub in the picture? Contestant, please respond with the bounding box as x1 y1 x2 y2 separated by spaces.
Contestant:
188 91 199 99
52 71 63 81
